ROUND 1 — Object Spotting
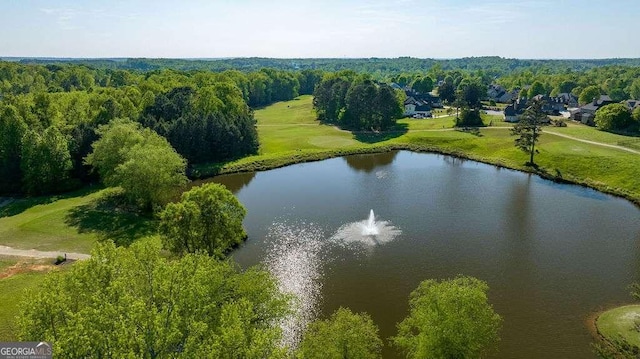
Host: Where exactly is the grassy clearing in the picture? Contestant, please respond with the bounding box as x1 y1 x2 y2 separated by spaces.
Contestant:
596 305 640 348
0 187 155 253
0 256 65 341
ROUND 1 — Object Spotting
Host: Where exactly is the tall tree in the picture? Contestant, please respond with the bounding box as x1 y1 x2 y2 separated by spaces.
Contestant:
297 308 382 359
528 81 547 98
392 276 501 359
19 238 290 358
437 81 456 104
20 126 73 195
511 99 547 166
0 105 27 194
579 85 602 105
411 76 434 94
159 183 247 258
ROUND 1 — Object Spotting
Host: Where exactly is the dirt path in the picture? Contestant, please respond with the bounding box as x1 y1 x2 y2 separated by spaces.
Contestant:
0 245 90 260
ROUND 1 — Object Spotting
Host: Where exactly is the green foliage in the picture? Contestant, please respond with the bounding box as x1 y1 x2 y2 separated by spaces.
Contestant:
392 276 501 359
297 307 382 359
528 81 547 98
511 100 546 165
20 126 73 195
579 85 602 105
457 79 486 108
455 108 483 127
437 81 456 103
314 75 402 131
595 104 636 133
18 237 290 358
0 105 27 193
86 119 187 210
159 183 246 258
411 76 434 94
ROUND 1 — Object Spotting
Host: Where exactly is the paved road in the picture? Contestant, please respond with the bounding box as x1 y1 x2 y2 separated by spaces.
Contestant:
0 245 90 260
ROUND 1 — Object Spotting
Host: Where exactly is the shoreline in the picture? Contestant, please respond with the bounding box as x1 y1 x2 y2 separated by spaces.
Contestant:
193 143 640 209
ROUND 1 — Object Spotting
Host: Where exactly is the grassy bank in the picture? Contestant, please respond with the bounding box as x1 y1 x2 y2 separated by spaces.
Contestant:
197 95 640 206
596 305 640 348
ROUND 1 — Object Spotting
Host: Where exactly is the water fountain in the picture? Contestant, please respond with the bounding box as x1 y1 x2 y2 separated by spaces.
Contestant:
362 209 379 236
331 209 401 247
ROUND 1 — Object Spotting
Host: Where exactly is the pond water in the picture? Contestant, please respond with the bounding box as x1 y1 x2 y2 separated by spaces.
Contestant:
207 151 640 358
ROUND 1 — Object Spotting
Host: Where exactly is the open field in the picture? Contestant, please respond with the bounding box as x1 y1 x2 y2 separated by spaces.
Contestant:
596 305 640 348
0 256 67 340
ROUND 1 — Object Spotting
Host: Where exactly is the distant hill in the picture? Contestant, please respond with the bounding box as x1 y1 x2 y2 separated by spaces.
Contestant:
8 56 640 76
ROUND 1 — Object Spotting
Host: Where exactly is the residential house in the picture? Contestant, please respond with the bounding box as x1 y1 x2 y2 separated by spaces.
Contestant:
569 95 615 125
404 96 432 118
531 95 566 114
623 99 640 112
556 93 579 108
503 97 529 123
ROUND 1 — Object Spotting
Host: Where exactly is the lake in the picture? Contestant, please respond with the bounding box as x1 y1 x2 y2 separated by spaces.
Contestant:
207 151 640 358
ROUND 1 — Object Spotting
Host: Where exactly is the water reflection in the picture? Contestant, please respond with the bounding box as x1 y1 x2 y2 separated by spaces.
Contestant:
201 171 256 194
343 151 398 173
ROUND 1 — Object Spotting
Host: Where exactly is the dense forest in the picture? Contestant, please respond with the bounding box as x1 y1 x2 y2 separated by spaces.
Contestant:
0 62 322 196
8 56 640 78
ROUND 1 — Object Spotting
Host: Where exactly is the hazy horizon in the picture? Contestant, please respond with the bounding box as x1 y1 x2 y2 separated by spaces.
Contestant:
1 0 639 59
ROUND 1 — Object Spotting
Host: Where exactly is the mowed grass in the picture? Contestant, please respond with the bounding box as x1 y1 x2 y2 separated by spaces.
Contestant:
0 188 156 253
0 256 66 341
255 95 360 153
596 305 640 348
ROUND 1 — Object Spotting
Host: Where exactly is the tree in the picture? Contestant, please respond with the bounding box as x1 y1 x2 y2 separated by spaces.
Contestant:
85 119 187 211
579 85 602 105
113 139 188 210
528 81 546 98
437 81 456 104
594 103 635 132
160 183 247 257
411 76 434 94
630 78 640 100
0 105 27 194
20 126 73 195
392 276 501 359
511 100 546 166
297 308 382 359
19 237 290 358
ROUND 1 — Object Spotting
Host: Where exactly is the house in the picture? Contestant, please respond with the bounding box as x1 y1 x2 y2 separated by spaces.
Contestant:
531 95 566 114
404 96 432 117
504 104 519 122
570 95 615 125
623 99 640 112
556 93 579 108
503 97 528 122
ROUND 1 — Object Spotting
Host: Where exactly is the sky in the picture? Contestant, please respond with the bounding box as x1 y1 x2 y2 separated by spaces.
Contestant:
1 0 639 59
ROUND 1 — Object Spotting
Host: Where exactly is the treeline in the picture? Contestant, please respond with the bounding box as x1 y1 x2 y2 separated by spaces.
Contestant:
497 65 640 102
313 71 404 131
11 56 640 78
0 62 322 196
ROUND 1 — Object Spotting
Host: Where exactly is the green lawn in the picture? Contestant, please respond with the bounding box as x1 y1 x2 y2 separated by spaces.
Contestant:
0 188 155 253
596 305 640 348
0 256 63 341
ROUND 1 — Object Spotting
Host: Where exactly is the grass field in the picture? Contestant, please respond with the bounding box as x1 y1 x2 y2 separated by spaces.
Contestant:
0 256 67 341
596 305 640 348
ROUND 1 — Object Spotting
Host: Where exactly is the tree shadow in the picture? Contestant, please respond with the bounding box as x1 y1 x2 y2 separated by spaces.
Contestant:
455 127 484 137
64 192 157 247
352 123 409 144
0 186 101 219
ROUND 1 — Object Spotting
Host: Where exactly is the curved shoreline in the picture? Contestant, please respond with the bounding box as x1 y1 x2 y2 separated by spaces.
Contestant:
590 304 640 348
193 144 640 209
